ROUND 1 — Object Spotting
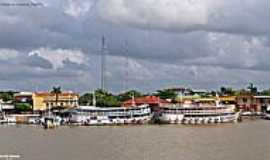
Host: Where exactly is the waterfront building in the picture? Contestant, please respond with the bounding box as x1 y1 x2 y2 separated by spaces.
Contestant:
236 95 259 112
254 96 270 112
235 95 270 112
33 92 79 111
14 91 79 112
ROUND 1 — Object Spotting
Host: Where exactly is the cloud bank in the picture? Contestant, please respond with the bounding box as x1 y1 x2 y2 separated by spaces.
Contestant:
1 0 270 92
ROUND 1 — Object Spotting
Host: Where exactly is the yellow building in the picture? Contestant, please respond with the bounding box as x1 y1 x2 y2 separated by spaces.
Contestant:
32 92 79 111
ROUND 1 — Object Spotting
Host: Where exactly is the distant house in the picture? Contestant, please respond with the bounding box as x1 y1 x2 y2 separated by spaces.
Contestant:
14 92 33 103
14 92 34 111
254 96 270 112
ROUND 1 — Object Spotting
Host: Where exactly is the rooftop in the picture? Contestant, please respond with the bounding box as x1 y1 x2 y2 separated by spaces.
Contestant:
34 91 78 97
122 96 170 106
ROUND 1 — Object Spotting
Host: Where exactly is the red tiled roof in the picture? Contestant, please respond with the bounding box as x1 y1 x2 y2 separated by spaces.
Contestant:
122 96 170 106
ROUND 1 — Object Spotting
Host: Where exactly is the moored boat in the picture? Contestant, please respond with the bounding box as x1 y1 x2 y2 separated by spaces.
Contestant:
158 96 240 125
67 104 152 125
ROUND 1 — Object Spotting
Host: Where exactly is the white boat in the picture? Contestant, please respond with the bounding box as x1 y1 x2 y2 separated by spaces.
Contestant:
68 104 152 125
158 97 240 125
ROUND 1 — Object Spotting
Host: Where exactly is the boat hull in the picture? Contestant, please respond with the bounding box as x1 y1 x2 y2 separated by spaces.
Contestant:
70 115 152 126
159 112 240 125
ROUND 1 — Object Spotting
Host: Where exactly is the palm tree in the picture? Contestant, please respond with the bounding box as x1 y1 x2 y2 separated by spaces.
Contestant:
247 83 257 95
51 86 62 108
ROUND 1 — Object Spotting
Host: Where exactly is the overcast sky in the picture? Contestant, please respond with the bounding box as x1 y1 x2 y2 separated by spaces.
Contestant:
1 0 270 93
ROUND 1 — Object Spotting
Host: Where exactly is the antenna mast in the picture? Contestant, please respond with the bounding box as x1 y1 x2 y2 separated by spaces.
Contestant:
101 36 106 91
123 40 129 92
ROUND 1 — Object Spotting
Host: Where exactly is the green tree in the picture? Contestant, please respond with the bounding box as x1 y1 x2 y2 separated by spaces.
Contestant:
154 89 177 100
15 103 32 111
117 90 142 102
0 91 15 102
247 83 257 95
79 89 121 107
95 89 120 107
50 86 62 107
79 93 93 106
219 86 236 96
261 89 270 95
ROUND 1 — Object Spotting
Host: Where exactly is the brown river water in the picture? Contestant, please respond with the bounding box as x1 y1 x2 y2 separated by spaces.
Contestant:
0 120 270 160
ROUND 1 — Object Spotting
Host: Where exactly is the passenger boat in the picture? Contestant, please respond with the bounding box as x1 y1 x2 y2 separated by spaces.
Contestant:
158 98 240 125
67 104 152 125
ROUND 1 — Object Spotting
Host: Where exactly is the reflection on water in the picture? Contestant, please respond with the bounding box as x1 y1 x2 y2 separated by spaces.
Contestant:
0 120 270 160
